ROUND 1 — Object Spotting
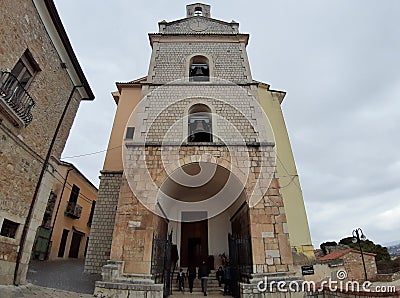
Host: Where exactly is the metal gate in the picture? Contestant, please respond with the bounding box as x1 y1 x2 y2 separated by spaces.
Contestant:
151 231 173 297
228 233 252 298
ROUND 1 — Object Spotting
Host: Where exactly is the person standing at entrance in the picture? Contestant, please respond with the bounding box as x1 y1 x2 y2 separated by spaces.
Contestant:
177 268 185 292
187 265 196 293
216 266 224 287
223 262 232 296
198 261 210 296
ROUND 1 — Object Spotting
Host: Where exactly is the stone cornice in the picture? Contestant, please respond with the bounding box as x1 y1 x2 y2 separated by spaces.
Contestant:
148 33 249 47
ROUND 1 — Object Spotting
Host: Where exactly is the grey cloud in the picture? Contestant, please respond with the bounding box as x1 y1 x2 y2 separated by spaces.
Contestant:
55 0 400 246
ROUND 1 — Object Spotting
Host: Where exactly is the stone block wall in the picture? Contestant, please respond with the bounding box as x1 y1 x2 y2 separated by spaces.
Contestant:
149 41 250 84
376 271 400 282
250 178 294 275
85 171 122 274
144 94 259 144
0 0 81 159
107 175 167 275
0 0 83 284
124 144 276 211
118 143 294 278
343 252 377 282
130 83 271 146
240 283 306 298
319 289 400 298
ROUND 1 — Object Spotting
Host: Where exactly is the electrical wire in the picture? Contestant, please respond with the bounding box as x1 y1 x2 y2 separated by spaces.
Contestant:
62 145 122 159
48 167 94 204
275 154 303 192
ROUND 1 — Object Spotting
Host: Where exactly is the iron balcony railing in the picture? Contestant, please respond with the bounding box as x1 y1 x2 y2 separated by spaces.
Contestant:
65 201 82 219
0 71 35 126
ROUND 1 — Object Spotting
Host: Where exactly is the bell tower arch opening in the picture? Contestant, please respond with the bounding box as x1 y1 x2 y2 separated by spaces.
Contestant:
186 3 211 18
189 55 210 82
194 6 203 16
188 103 213 142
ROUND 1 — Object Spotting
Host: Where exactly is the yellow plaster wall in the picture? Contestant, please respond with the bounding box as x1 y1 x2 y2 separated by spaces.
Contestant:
103 87 143 171
257 85 314 258
49 163 97 260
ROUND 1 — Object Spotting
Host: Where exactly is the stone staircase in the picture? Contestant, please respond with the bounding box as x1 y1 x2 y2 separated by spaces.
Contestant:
171 268 225 296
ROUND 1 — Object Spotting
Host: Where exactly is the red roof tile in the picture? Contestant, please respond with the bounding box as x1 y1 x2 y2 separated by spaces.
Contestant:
318 249 376 261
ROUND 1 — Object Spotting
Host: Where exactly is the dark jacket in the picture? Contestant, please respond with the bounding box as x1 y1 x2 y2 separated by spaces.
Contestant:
198 264 209 279
224 265 231 280
216 268 224 279
177 271 185 282
187 266 196 279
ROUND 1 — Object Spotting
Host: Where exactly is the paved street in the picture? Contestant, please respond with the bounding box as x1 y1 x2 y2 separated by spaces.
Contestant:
27 259 100 294
0 258 227 297
0 283 92 297
0 259 99 297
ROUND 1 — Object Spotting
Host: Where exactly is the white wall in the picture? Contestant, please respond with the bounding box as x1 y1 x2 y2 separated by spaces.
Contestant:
168 209 232 267
208 211 231 256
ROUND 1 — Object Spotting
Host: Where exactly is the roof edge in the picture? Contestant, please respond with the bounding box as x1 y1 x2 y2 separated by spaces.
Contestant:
159 16 239 27
51 156 98 192
115 76 147 94
41 0 95 100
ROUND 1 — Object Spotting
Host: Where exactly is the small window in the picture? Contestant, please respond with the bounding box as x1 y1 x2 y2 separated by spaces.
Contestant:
194 7 203 16
58 229 69 257
188 104 212 142
42 191 57 228
11 49 40 89
69 185 80 204
87 200 96 227
0 219 19 238
125 127 135 139
189 56 209 82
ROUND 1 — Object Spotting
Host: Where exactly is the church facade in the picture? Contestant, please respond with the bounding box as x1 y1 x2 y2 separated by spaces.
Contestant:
85 3 314 297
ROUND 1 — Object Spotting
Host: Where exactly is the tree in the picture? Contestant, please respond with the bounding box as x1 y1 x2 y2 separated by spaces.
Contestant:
320 241 338 255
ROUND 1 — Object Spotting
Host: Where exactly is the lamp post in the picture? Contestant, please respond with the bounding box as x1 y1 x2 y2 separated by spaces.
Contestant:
352 228 368 282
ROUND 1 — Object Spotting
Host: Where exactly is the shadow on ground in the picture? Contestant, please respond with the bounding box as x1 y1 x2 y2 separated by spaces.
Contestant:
27 259 101 294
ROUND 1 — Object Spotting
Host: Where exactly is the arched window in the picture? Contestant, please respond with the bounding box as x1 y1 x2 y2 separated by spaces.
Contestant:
189 56 209 82
194 6 203 16
188 104 212 142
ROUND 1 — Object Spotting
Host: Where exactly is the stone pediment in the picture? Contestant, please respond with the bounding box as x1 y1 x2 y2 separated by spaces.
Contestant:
159 17 239 35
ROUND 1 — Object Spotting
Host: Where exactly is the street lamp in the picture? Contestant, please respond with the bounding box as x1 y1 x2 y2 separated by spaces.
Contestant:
352 228 368 282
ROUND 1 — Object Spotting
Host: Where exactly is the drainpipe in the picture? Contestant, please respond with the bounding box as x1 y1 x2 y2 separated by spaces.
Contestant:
44 167 74 259
14 85 85 285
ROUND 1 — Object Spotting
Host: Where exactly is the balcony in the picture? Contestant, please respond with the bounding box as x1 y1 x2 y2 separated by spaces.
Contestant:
65 201 82 219
0 71 35 127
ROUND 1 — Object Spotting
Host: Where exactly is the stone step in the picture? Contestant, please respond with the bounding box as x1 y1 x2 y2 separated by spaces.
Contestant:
171 291 225 296
172 280 225 294
172 279 222 285
171 289 225 295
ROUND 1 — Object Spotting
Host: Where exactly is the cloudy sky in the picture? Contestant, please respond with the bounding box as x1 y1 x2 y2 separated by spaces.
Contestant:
55 0 400 247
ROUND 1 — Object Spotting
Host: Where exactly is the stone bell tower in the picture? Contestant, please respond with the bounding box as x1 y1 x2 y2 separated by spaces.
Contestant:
86 3 314 297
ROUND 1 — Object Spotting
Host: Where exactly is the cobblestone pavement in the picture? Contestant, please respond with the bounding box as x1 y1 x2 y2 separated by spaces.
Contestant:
27 259 100 294
0 283 92 297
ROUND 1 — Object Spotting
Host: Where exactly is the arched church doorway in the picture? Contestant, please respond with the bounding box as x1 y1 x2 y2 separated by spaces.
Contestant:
156 162 251 269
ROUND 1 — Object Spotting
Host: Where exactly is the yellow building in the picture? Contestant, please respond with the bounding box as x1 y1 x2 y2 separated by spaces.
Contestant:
33 159 97 261
257 83 315 263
